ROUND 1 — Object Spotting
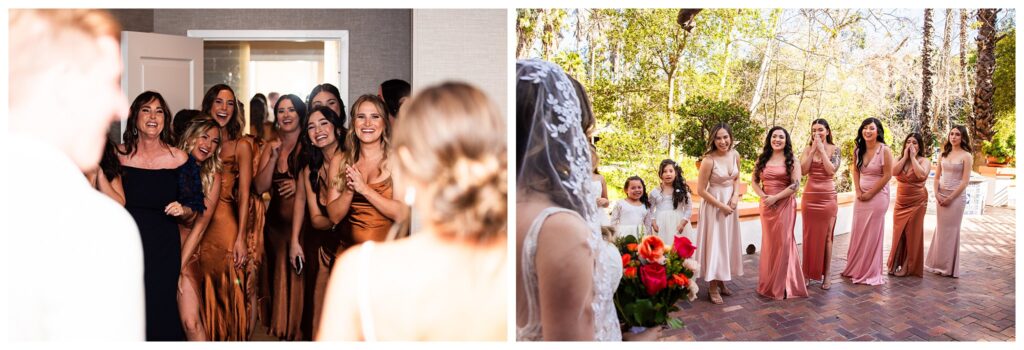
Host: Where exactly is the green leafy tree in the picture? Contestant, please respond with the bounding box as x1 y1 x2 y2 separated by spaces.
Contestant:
675 95 765 162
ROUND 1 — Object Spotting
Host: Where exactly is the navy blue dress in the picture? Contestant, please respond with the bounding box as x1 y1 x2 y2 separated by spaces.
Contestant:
122 156 205 341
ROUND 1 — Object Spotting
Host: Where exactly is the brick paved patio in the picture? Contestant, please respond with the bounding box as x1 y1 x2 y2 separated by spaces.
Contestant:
660 206 1016 341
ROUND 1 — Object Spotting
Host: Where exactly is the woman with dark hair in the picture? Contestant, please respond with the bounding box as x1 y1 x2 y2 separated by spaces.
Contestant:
117 91 204 340
650 159 694 243
887 133 930 277
378 79 410 119
253 93 308 340
172 109 202 144
326 94 403 246
196 83 262 340
925 126 973 278
308 83 346 129
85 139 126 205
799 118 841 289
842 117 893 286
175 115 223 341
751 127 807 300
291 106 347 337
249 93 272 143
695 123 744 304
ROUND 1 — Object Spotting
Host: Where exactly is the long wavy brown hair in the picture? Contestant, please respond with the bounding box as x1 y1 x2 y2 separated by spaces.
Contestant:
334 94 392 190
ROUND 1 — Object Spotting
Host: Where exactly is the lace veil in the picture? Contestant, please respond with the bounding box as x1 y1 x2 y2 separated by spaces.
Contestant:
515 58 597 225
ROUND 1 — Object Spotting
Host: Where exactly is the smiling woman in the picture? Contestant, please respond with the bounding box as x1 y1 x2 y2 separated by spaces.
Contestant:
117 91 203 340
326 94 403 246
196 84 266 340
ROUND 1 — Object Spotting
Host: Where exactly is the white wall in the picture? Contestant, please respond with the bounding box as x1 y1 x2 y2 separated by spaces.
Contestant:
411 9 508 117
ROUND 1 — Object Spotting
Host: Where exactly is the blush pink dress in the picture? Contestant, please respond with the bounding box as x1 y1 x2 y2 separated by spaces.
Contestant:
695 153 744 281
924 159 967 277
841 146 889 286
756 165 808 300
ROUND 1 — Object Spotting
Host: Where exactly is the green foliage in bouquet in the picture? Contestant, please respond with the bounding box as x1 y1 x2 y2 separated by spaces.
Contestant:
612 229 698 330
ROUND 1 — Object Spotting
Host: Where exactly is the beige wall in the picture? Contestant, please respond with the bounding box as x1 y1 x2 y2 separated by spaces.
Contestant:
411 9 508 117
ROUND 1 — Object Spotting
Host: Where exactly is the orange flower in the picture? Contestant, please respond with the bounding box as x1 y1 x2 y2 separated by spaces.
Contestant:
626 243 638 252
672 273 689 287
638 235 665 264
622 253 631 267
624 267 638 279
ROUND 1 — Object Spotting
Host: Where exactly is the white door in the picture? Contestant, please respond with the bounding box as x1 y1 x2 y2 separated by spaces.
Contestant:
119 31 203 142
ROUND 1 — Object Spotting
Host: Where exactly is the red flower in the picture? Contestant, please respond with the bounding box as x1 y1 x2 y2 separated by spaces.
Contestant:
673 235 697 259
624 267 637 279
638 235 665 264
622 253 631 267
626 243 638 252
672 273 690 288
639 263 667 296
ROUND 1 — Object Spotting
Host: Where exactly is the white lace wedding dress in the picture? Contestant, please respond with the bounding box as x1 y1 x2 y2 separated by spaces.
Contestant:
518 207 622 341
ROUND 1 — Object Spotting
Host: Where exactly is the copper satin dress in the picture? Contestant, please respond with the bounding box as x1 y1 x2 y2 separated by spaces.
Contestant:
924 159 967 277
261 168 306 340
756 165 808 300
305 178 346 339
198 137 266 340
841 146 889 285
343 178 395 245
887 163 928 277
801 157 838 282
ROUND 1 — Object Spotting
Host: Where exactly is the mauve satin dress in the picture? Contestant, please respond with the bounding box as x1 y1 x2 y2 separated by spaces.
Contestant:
841 146 889 286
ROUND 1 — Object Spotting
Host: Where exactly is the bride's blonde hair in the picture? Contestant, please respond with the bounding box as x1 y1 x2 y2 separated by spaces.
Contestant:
392 82 506 241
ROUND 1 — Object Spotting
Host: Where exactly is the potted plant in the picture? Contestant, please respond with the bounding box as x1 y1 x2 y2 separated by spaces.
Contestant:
983 134 1015 167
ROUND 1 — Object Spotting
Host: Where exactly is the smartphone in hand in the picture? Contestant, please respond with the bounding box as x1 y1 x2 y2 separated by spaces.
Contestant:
294 256 304 275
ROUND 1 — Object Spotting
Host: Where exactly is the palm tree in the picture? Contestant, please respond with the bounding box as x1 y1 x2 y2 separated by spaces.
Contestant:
971 8 1004 167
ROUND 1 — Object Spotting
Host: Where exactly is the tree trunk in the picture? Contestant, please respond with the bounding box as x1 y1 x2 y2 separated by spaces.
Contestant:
959 9 969 98
935 9 953 140
516 10 540 59
717 15 736 100
920 9 934 155
971 9 999 169
748 11 780 116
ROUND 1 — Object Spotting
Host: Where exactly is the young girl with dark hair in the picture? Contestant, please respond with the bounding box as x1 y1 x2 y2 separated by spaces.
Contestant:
610 176 652 238
650 159 694 243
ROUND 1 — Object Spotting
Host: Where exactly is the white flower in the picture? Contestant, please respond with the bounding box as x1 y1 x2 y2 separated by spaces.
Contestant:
687 279 699 301
682 259 700 272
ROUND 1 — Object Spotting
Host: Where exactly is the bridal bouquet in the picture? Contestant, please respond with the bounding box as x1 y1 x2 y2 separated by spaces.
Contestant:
613 229 699 329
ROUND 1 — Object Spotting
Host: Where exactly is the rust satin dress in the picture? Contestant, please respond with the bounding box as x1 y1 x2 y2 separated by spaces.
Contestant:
887 164 928 277
344 178 395 246
756 165 808 300
305 178 346 339
198 137 266 340
800 158 838 282
261 168 306 340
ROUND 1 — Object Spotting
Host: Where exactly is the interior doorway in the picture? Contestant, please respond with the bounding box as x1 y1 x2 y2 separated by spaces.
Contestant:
187 30 348 130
